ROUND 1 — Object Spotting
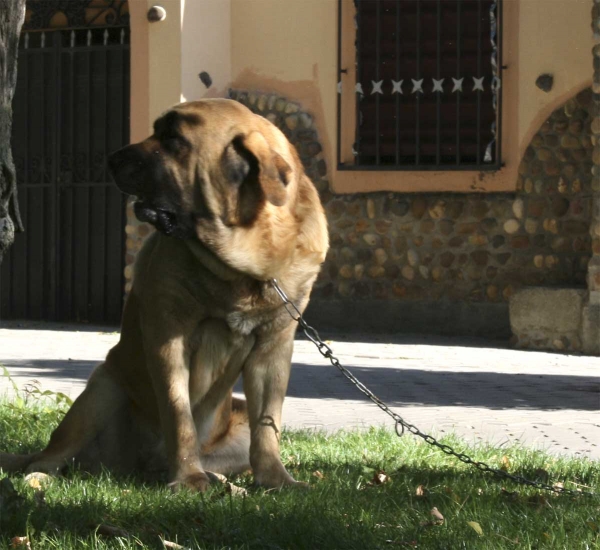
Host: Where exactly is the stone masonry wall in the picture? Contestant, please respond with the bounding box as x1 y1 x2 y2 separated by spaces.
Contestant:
122 89 594 339
508 3 600 355
582 0 600 353
229 89 593 334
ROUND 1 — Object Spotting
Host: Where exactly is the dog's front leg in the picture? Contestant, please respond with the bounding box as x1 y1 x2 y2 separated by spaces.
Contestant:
144 334 210 492
243 326 300 488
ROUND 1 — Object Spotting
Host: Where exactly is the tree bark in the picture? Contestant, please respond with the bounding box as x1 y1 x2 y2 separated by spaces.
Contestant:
0 0 26 264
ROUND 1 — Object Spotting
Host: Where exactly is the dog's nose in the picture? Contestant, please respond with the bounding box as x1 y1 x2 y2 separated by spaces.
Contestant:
108 145 146 195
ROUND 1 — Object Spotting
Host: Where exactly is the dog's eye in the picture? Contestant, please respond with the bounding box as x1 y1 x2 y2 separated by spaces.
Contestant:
162 136 190 156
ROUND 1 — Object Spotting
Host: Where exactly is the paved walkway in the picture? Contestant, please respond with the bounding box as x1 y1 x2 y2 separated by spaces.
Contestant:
1 321 599 460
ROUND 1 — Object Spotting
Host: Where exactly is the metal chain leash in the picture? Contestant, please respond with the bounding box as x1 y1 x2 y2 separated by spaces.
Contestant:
270 279 595 498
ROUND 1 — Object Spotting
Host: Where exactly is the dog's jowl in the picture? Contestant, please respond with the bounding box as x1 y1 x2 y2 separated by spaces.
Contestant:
0 99 329 491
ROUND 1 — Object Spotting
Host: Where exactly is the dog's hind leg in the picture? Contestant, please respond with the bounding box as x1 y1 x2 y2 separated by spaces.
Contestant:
24 363 128 475
200 396 251 475
190 322 254 478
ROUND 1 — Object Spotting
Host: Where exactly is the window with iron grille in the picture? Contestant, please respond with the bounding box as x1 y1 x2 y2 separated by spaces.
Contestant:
337 0 502 171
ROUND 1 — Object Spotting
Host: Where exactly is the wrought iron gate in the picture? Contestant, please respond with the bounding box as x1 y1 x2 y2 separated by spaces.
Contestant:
0 23 130 324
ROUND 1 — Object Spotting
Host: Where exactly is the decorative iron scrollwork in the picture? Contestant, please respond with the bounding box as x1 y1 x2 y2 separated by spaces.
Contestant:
24 0 129 31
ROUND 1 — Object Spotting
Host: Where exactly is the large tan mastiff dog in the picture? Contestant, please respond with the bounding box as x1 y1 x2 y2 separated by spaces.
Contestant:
0 99 329 491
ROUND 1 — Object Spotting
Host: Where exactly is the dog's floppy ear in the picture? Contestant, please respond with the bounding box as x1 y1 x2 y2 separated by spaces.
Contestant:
230 132 292 207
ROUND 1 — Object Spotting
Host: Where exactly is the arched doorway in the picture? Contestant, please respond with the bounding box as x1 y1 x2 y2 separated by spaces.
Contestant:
0 0 130 324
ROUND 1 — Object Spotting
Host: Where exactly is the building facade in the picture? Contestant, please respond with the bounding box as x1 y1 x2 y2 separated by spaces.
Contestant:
3 0 598 354
123 0 599 354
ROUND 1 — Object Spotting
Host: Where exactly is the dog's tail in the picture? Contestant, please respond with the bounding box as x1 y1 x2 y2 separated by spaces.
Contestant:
0 452 38 473
200 397 251 475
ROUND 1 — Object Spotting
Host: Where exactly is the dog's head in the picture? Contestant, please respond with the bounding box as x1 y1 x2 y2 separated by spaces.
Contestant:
109 99 326 280
109 99 293 238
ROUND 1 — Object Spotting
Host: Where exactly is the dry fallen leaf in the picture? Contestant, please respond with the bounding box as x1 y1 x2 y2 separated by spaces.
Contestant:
26 478 41 491
206 472 227 484
367 470 390 486
415 484 427 497
313 470 324 479
552 481 564 492
430 507 444 522
421 507 445 527
500 455 511 472
25 472 51 491
225 482 248 497
10 537 30 549
467 521 483 536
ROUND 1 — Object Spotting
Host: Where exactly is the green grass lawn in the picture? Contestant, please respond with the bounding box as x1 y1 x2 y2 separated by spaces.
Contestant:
0 399 598 550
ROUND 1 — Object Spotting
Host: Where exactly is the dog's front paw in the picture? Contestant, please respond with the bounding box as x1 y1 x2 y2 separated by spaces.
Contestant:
168 471 213 493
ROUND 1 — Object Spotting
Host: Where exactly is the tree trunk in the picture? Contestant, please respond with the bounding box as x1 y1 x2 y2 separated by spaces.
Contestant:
0 0 26 264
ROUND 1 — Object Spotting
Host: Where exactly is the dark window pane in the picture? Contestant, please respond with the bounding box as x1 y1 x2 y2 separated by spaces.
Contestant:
343 0 501 170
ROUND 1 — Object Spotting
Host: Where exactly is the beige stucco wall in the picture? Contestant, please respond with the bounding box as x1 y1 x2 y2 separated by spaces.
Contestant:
129 0 593 192
129 0 231 142
147 0 182 120
181 0 231 101
129 0 182 141
517 0 593 153
230 0 335 184
229 0 593 193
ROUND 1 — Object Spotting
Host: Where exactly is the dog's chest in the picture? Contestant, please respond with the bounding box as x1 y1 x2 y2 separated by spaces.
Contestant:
188 318 255 411
222 284 284 336
225 309 266 335
224 300 276 336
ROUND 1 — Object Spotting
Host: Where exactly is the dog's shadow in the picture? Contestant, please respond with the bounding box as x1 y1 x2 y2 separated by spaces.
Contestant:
3 358 599 412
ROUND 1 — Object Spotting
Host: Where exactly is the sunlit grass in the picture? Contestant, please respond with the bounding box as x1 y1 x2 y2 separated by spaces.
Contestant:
1 399 598 549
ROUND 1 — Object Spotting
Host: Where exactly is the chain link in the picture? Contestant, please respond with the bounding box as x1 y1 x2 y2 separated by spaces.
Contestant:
270 279 595 498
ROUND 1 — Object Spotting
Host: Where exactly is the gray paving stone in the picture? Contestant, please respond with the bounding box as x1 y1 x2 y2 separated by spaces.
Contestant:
0 321 598 460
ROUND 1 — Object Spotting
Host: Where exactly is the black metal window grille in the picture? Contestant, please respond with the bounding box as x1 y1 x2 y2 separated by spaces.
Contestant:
337 0 503 171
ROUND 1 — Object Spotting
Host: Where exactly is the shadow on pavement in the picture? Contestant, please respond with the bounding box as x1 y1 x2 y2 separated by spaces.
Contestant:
2 359 98 381
4 359 597 412
285 363 600 411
